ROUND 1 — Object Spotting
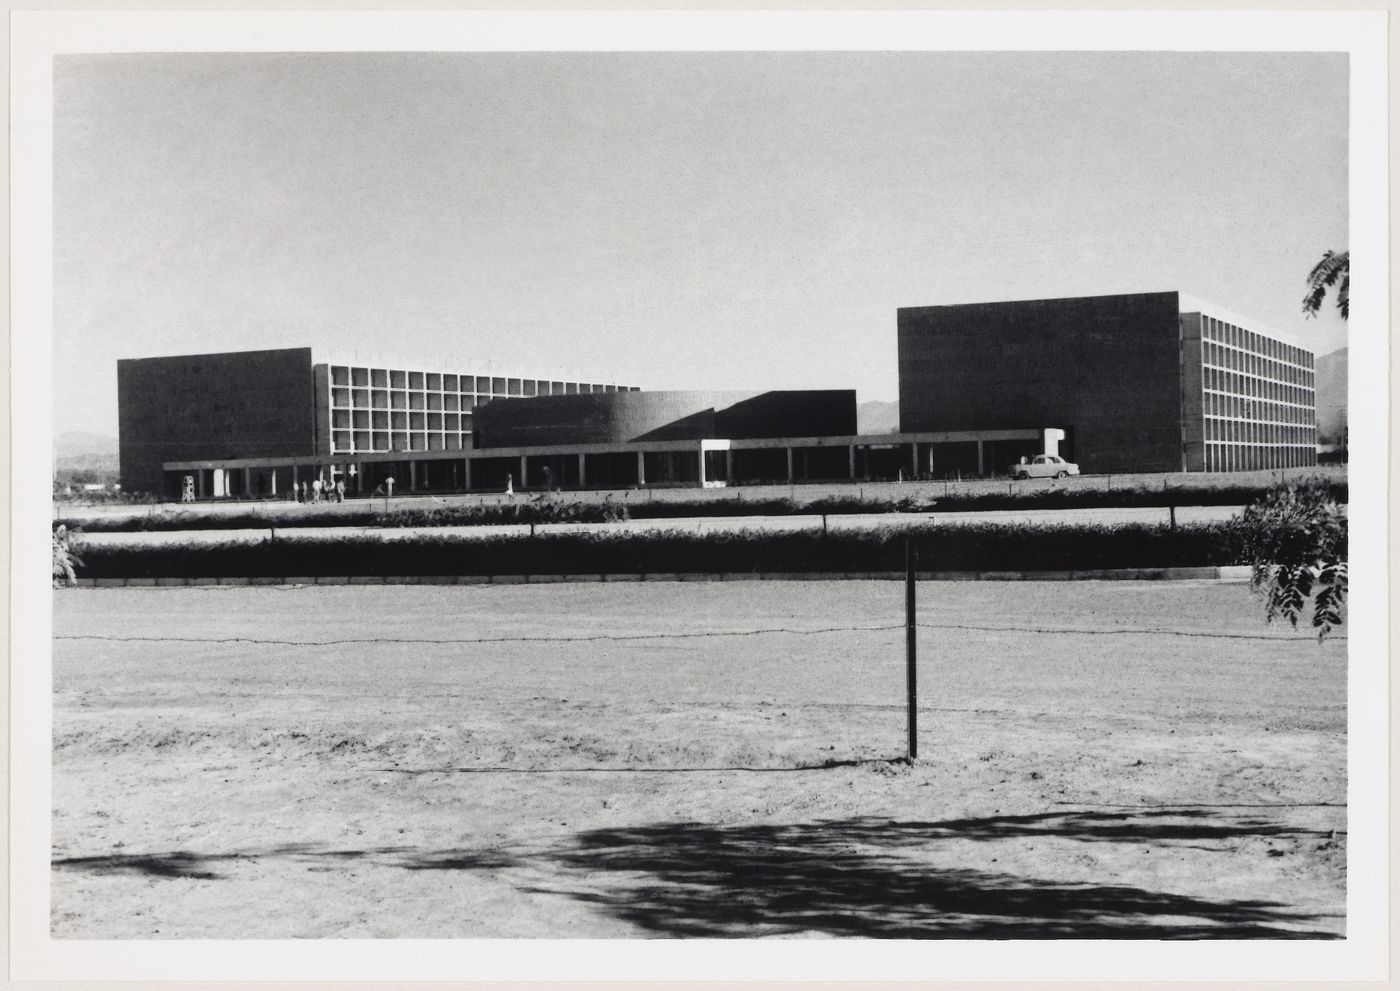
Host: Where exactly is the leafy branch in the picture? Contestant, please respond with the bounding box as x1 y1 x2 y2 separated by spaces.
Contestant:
1302 249 1348 320
1237 479 1347 639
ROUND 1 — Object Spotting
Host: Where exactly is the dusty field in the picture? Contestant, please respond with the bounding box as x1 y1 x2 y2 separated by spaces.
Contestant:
51 580 1346 939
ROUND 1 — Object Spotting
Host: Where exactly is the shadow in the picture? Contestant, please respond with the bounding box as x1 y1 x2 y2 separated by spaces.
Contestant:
373 757 902 775
51 851 231 880
54 811 1343 938
52 843 416 881
405 811 1341 939
716 390 857 439
631 407 719 442
866 808 1332 845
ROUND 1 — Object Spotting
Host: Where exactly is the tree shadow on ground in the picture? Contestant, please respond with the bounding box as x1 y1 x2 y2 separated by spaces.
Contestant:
408 811 1341 939
50 843 427 881
53 810 1342 938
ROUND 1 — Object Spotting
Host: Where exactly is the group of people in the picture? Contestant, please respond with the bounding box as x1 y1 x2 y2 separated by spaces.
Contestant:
291 477 346 504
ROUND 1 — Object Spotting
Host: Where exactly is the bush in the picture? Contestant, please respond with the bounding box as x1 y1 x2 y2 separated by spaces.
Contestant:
52 525 83 586
1236 479 1348 638
73 521 1245 580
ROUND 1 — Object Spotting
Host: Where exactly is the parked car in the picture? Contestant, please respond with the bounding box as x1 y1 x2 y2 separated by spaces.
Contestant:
1008 454 1080 480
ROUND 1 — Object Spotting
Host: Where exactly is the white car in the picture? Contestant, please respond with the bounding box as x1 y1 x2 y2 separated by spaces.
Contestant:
1009 454 1080 480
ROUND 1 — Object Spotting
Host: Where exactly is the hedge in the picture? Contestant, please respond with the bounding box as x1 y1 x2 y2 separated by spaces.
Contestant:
72 521 1259 579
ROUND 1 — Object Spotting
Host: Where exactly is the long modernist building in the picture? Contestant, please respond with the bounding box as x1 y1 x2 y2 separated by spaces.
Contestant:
117 291 1318 497
898 291 1317 474
117 347 637 497
147 383 1058 497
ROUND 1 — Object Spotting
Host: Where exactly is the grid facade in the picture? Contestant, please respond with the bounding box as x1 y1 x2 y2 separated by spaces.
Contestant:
1196 314 1317 472
320 363 638 456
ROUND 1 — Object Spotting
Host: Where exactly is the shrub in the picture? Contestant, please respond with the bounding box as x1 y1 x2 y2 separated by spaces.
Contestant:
73 521 1243 580
52 524 83 586
1236 479 1348 638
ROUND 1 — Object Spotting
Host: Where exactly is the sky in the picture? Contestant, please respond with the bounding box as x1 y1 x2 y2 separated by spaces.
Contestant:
53 51 1349 437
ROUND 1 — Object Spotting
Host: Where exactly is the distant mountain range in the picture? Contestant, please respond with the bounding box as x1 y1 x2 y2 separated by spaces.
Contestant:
54 431 119 481
1314 347 1347 444
55 430 119 462
856 400 899 435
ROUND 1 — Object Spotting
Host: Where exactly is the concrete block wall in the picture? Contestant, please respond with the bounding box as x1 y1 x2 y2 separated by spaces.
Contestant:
897 292 1187 475
117 348 320 496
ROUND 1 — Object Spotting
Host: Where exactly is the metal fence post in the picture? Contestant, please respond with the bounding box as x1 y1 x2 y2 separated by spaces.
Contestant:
905 537 918 762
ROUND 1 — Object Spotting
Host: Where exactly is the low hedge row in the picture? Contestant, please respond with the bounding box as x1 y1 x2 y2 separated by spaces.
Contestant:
73 521 1258 579
57 477 1347 533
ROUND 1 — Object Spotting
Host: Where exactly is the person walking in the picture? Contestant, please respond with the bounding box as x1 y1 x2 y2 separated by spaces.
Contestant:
505 473 514 496
335 479 346 503
312 477 323 504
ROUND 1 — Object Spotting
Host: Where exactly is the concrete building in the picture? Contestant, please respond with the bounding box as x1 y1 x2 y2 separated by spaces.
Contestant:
117 347 633 496
897 291 1317 475
150 382 1055 496
118 290 1314 498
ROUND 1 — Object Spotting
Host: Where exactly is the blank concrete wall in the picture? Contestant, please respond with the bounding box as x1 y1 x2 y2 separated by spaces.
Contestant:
118 348 319 495
898 292 1185 474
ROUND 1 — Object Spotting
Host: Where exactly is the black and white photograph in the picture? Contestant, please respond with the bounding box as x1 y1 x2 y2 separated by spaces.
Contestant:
10 8 1389 985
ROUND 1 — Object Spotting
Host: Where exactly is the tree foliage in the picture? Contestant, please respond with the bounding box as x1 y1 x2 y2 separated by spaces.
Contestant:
1302 249 1349 320
52 524 83 587
1237 479 1347 639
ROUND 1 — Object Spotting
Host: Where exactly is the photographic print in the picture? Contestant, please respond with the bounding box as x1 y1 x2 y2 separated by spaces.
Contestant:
12 8 1388 984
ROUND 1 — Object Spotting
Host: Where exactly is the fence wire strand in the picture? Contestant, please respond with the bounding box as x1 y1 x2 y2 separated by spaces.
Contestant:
55 620 1340 648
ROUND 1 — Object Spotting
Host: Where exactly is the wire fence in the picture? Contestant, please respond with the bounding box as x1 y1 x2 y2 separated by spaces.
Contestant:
55 619 1341 648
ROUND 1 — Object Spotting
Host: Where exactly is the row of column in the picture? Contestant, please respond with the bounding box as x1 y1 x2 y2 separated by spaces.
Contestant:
204 438 1007 499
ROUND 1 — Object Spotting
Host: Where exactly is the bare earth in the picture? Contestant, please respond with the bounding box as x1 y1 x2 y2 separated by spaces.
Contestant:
51 580 1346 939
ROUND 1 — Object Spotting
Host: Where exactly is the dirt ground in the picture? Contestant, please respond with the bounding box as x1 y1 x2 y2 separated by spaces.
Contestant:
51 580 1346 939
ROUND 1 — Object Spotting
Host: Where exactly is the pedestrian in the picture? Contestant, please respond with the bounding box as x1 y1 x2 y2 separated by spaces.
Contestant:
542 465 553 493
312 477 323 504
295 480 304 504
335 479 346 503
505 473 514 496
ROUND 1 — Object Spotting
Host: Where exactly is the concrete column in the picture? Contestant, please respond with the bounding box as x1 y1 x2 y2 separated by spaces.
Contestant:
848 445 857 480
976 441 985 476
576 453 586 487
408 460 418 491
270 469 278 496
244 467 253 499
463 457 472 491
786 447 794 483
636 450 646 487
909 443 919 478
697 449 707 487
724 449 733 483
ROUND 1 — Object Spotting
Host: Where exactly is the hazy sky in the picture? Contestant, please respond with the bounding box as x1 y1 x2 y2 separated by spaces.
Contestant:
54 51 1348 436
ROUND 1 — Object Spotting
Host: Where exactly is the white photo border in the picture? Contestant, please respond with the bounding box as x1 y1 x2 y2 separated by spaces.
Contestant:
10 8 1388 983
